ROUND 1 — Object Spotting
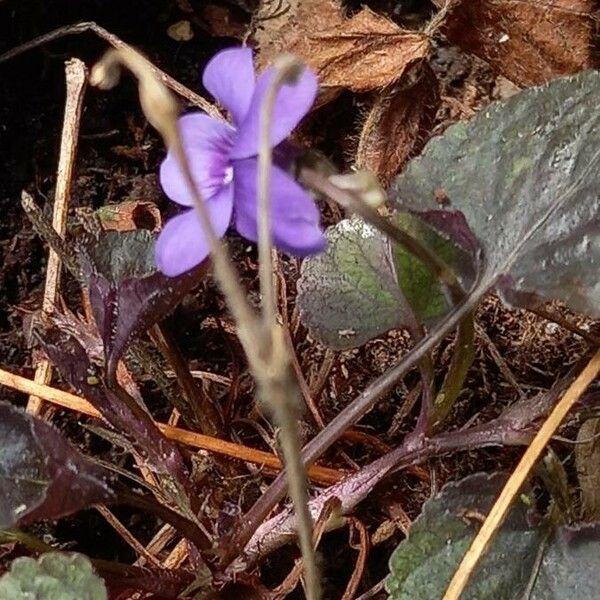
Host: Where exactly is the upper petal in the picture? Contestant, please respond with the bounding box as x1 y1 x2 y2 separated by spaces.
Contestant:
155 184 234 276
230 67 318 160
233 158 325 256
160 113 235 207
202 47 256 125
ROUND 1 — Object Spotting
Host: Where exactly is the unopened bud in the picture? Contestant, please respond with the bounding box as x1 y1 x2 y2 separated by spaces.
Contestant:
90 47 181 149
89 51 122 90
329 170 386 208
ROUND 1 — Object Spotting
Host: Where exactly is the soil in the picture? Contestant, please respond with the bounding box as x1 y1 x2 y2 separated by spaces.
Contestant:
0 1 594 599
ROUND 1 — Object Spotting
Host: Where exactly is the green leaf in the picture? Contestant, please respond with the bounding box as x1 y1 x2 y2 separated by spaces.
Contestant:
392 69 600 318
82 229 156 283
531 524 600 599
385 472 543 600
297 214 472 349
386 473 600 599
0 553 107 600
297 217 408 349
391 212 471 322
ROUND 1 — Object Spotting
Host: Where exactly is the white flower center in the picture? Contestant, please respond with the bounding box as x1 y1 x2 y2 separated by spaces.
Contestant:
223 165 234 185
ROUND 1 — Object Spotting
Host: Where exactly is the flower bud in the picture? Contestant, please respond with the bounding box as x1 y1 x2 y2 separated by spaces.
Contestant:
329 170 386 208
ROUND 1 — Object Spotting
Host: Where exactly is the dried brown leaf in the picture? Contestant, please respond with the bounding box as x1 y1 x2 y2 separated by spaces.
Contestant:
356 63 440 186
436 0 597 86
254 0 430 100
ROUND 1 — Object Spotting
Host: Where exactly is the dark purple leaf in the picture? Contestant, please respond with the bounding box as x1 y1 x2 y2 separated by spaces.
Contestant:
391 69 600 318
37 325 188 485
78 230 206 378
0 402 114 529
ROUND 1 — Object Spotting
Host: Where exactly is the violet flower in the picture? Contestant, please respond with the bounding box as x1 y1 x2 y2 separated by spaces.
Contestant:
155 47 326 276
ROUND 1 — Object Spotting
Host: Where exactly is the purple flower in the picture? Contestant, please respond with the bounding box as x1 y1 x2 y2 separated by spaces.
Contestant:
155 47 326 277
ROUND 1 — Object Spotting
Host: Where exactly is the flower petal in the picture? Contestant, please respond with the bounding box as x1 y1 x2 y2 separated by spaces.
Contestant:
230 67 318 160
155 184 234 276
160 113 235 207
233 158 326 256
202 47 256 125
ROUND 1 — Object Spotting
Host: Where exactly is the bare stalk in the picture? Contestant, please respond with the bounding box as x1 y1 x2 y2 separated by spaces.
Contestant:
255 55 321 600
28 58 87 416
257 56 304 329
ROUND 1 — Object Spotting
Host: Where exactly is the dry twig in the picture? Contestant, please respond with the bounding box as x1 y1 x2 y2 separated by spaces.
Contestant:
27 58 87 416
0 367 344 486
0 22 222 119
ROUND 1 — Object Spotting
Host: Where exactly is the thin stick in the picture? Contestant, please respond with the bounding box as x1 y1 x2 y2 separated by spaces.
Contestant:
443 348 600 600
0 22 223 120
475 322 525 400
0 367 343 486
95 504 164 569
527 304 600 346
137 524 176 567
164 538 189 569
27 58 87 416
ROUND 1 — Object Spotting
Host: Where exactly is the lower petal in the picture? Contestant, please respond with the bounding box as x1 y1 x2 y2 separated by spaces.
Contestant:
233 158 326 256
155 184 234 276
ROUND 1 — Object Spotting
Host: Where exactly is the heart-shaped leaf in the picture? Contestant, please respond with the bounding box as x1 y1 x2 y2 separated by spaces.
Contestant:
0 553 107 600
297 217 405 349
297 213 473 349
0 402 114 529
386 472 600 599
391 69 600 318
79 230 205 377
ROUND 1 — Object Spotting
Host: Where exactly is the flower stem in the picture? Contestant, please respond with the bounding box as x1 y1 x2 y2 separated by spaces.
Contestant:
256 55 322 600
430 311 476 432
